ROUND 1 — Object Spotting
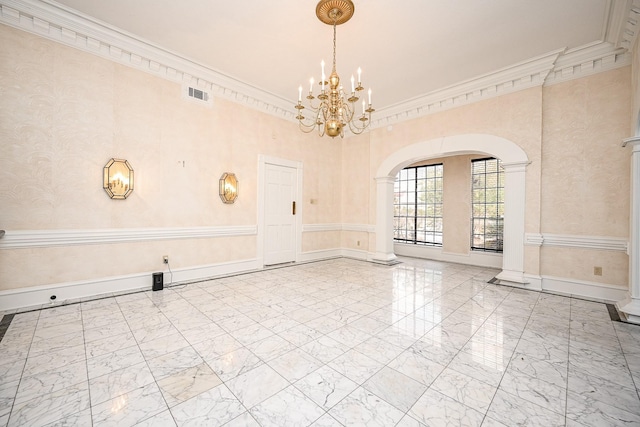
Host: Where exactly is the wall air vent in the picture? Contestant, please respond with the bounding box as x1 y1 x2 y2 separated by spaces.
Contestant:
182 84 213 108
189 87 208 101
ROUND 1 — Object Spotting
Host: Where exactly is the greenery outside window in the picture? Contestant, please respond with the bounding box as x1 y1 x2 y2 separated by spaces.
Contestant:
394 164 443 246
471 158 504 252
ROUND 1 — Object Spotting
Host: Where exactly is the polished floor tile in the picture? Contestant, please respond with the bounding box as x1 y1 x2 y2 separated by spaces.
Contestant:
1 257 639 426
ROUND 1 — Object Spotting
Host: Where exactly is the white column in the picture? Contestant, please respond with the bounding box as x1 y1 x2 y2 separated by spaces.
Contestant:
373 176 398 264
618 137 640 324
495 161 529 284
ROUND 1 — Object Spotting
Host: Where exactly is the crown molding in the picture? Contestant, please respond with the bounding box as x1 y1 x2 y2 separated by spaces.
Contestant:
543 41 630 86
0 0 634 132
0 0 295 122
370 49 564 128
371 41 631 128
605 0 640 50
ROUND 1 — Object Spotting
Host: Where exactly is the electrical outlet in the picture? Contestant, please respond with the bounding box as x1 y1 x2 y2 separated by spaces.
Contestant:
163 256 169 264
594 266 602 276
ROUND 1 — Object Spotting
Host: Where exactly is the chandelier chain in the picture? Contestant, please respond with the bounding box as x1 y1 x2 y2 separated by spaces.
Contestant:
332 21 337 71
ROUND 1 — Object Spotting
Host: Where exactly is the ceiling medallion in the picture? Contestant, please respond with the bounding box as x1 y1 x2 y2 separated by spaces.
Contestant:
295 0 374 138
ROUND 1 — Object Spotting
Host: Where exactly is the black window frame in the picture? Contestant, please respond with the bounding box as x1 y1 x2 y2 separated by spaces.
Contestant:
471 157 504 253
394 163 444 246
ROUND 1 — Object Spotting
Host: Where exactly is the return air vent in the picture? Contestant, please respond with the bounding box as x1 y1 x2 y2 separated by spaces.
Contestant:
189 87 208 101
182 84 213 107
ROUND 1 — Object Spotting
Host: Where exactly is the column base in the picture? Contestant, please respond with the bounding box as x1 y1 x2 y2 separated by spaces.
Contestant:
616 295 640 325
495 269 528 285
371 252 400 266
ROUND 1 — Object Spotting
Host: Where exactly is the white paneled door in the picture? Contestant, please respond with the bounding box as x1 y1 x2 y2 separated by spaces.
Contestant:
263 163 297 266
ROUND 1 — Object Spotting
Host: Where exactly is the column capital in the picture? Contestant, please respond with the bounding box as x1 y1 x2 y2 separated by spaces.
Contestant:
374 175 396 184
501 161 530 172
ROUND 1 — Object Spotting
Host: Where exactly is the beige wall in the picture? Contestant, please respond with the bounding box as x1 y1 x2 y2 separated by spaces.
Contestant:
342 68 631 289
0 22 635 297
540 67 631 285
0 24 342 290
347 88 544 267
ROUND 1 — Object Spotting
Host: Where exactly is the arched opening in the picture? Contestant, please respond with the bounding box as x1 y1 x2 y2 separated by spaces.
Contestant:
374 134 529 283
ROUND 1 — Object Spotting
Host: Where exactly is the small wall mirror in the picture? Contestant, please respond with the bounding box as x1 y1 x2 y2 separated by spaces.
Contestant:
103 158 134 199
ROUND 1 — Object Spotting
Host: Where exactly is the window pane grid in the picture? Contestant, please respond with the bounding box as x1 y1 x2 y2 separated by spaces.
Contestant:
471 158 504 252
394 164 443 246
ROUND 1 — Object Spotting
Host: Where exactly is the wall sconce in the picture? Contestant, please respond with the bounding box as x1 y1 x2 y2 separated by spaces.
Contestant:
219 173 238 204
103 158 134 199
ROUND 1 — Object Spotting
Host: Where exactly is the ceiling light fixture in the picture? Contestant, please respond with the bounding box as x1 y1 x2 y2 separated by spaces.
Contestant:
295 0 374 138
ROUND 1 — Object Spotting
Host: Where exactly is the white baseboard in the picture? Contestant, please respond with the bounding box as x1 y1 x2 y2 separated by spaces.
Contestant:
341 248 371 261
394 243 503 268
523 274 627 303
0 258 259 312
1 249 628 312
298 249 342 263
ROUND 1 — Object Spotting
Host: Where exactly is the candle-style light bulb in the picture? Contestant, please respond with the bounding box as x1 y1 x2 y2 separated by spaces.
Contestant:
362 100 366 114
298 85 302 102
321 60 325 91
309 77 314 93
351 75 355 93
357 67 362 85
368 88 372 104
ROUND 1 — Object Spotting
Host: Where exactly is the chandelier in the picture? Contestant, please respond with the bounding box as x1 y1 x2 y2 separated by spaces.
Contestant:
295 0 374 138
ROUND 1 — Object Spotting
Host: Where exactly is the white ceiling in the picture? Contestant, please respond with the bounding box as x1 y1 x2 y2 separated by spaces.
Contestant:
51 0 615 109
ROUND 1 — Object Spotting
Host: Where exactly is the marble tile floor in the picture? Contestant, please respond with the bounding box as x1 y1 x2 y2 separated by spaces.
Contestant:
1 257 639 426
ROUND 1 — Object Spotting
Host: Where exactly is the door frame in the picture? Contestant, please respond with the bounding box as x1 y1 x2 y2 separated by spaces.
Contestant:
257 155 304 268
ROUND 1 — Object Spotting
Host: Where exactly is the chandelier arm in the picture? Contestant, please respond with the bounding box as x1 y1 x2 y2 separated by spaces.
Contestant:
299 121 319 133
346 118 367 135
342 102 355 122
297 102 326 131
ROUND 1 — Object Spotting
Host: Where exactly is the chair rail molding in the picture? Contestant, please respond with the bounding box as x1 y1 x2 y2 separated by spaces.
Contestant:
525 233 628 252
0 226 257 249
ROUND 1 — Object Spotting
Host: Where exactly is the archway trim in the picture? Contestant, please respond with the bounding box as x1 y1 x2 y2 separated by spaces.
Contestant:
373 133 530 284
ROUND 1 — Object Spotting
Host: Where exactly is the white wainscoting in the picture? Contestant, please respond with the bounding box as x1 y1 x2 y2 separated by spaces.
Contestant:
301 223 375 233
394 243 503 268
0 258 260 312
0 225 631 311
523 274 628 303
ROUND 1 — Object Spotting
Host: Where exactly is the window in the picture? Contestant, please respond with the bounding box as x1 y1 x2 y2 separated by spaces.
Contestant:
394 164 443 245
471 158 504 252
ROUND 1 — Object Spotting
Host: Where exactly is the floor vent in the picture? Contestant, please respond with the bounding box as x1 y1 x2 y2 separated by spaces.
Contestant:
606 303 622 322
0 314 15 343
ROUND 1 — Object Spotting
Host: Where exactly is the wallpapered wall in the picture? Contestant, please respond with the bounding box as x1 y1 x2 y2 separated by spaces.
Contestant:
0 22 634 299
345 69 631 287
0 24 342 290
